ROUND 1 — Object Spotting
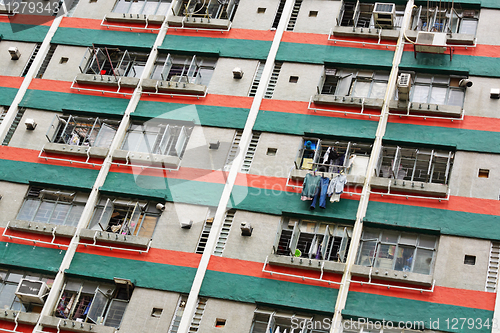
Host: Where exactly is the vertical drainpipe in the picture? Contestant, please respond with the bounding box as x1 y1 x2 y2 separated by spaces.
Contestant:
31 3 176 331
175 1 295 332
330 2 414 332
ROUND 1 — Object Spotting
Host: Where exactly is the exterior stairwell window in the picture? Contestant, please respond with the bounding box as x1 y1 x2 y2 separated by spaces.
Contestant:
79 47 148 78
112 0 171 16
273 217 353 263
150 54 217 86
356 228 437 275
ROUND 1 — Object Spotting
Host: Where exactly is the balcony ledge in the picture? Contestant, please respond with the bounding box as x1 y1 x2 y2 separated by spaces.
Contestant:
166 15 230 30
0 309 39 325
75 73 139 88
113 149 181 169
370 177 449 197
43 142 109 159
389 100 462 118
40 315 114 333
351 264 433 287
142 78 207 96
8 220 76 238
267 253 346 274
312 94 384 110
104 12 165 25
80 228 150 249
331 26 399 40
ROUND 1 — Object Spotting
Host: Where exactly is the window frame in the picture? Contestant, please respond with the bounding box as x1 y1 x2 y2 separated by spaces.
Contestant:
80 47 149 78
405 74 466 107
250 308 330 333
111 0 171 16
336 1 405 30
320 68 390 99
150 53 217 86
174 0 239 21
411 5 479 36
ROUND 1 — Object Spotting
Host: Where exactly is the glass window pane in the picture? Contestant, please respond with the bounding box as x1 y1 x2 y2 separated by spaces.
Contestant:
351 81 370 98
122 132 142 151
429 86 447 104
0 284 17 310
33 201 55 223
156 0 170 15
370 81 387 98
376 244 395 270
418 235 436 248
448 89 464 106
198 68 214 86
129 0 144 14
136 133 157 153
394 246 414 271
66 205 84 227
142 0 158 15
6 273 23 283
17 198 40 221
415 74 431 83
88 207 104 230
399 233 417 246
362 229 379 240
50 203 71 225
104 300 128 328
112 0 130 13
459 19 477 35
412 85 429 103
381 231 398 244
357 241 377 266
433 76 449 84
413 248 434 274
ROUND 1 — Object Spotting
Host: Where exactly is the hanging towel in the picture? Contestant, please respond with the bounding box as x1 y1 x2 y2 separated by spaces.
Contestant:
301 173 321 199
327 173 347 196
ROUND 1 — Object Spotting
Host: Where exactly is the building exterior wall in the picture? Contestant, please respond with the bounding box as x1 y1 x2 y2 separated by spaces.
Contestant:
291 0 341 34
231 0 281 30
0 181 28 226
41 45 89 81
0 42 37 77
208 58 260 97
271 62 323 101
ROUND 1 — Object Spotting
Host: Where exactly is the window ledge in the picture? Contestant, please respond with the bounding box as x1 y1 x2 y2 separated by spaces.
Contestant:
351 264 433 287
268 253 345 274
142 78 207 96
0 309 39 325
75 73 139 88
113 149 181 169
8 220 76 238
105 12 165 25
40 315 114 333
166 15 231 30
43 142 109 159
312 94 384 110
370 177 449 197
405 30 475 45
290 168 365 186
389 100 463 118
80 228 151 248
331 26 399 40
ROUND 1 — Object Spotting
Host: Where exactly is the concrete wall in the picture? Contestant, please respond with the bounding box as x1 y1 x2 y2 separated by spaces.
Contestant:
249 133 302 178
463 76 500 118
9 109 58 150
475 9 500 46
0 181 28 227
292 0 341 34
433 235 489 291
197 299 255 333
41 45 88 81
271 62 323 101
71 0 116 19
208 58 260 97
449 152 500 200
231 0 280 30
152 202 210 252
0 42 37 77
222 210 280 262
182 126 235 171
119 288 180 333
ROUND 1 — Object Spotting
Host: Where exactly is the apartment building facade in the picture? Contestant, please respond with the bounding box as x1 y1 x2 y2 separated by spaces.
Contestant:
0 0 499 332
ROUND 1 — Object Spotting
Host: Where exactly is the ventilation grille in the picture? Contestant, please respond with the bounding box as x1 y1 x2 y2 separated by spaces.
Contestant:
36 44 57 79
213 209 236 256
224 130 242 171
168 295 188 333
486 242 500 292
264 62 282 99
2 107 26 146
286 0 303 31
240 132 260 173
21 43 41 77
188 297 208 332
0 107 6 126
195 218 213 254
272 0 286 29
249 62 265 97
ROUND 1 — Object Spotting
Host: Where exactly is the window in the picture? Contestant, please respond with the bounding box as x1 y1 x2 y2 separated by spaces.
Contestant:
46 115 119 149
0 268 54 312
88 197 161 237
54 278 133 329
273 217 353 263
174 0 239 21
464 255 476 265
410 5 479 35
80 47 148 78
150 54 217 86
250 309 329 333
377 145 454 185
112 0 171 16
478 169 489 178
337 1 404 29
17 187 86 227
257 7 266 14
320 68 389 99
309 10 317 17
356 228 437 275
121 121 193 158
295 137 372 172
398 74 466 107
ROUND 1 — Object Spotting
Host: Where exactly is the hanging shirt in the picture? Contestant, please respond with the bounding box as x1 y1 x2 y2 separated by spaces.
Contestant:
327 173 347 196
301 173 321 199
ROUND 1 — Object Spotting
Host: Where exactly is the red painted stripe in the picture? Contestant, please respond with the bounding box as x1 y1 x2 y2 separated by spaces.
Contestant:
59 17 158 34
403 43 500 58
0 322 34 333
0 14 53 26
0 75 24 89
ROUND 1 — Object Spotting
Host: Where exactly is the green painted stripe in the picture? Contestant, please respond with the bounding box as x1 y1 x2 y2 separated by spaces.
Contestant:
365 200 500 241
51 27 156 49
159 35 272 60
401 52 500 78
254 110 378 139
385 122 500 154
201 270 337 313
0 23 49 43
67 252 196 294
20 90 129 116
134 101 249 129
481 0 500 9
0 159 98 188
0 87 18 106
276 42 394 67
102 172 224 206
345 291 493 333
0 242 64 273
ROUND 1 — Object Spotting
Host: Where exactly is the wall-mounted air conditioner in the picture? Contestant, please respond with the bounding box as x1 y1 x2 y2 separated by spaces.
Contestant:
15 279 48 305
415 32 447 54
373 3 395 28
397 73 411 101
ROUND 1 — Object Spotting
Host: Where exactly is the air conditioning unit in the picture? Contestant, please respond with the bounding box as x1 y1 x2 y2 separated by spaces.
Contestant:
8 47 21 60
397 73 411 101
15 279 48 305
240 222 253 236
415 32 447 54
373 3 395 28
